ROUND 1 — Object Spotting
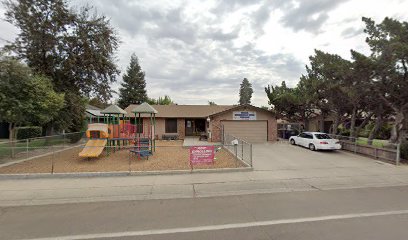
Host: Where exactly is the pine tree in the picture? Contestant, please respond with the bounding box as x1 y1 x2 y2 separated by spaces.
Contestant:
239 78 253 105
118 54 148 108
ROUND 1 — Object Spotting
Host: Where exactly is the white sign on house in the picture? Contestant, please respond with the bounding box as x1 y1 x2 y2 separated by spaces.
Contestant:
233 111 257 120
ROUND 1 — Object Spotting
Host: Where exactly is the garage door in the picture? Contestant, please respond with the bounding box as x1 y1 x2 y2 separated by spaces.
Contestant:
222 121 267 143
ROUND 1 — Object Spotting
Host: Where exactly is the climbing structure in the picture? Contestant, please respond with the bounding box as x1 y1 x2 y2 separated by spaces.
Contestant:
130 102 158 159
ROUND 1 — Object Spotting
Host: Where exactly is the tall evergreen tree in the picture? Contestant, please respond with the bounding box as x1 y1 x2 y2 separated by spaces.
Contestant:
118 54 148 108
239 78 253 105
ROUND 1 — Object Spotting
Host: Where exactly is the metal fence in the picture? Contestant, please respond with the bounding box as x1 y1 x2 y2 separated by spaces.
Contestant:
222 133 253 167
0 132 86 163
328 134 402 165
0 135 249 175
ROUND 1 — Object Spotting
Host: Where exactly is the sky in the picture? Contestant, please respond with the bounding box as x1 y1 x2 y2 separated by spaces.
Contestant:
1 0 408 106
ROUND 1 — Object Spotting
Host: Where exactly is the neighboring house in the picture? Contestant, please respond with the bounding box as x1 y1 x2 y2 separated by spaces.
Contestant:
124 104 277 143
85 105 104 123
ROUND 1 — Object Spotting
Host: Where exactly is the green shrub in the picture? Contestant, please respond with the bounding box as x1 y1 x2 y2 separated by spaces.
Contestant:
375 123 392 140
65 132 83 143
15 126 42 140
400 140 408 160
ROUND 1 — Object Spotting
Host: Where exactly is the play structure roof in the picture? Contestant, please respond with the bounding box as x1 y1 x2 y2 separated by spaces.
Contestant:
87 123 109 134
100 105 127 115
131 102 158 114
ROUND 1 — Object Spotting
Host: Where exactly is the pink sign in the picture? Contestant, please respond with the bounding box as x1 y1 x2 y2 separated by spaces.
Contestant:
190 146 215 164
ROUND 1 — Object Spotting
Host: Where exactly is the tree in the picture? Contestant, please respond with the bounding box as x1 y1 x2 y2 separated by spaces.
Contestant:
0 57 64 141
208 101 217 105
266 79 316 130
88 97 108 109
239 78 253 105
4 0 119 132
147 95 175 105
362 17 408 143
118 54 148 108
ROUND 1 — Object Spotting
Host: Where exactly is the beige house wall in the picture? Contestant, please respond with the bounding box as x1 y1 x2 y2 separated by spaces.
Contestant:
209 106 277 142
143 117 185 140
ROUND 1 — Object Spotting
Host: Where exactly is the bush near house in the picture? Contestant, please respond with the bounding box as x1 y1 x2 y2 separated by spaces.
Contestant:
16 127 42 140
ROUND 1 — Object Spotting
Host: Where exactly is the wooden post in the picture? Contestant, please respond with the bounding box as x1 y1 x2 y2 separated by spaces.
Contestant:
396 143 401 165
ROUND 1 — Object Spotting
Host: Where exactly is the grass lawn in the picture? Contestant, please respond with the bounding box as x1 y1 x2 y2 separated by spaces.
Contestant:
356 137 389 148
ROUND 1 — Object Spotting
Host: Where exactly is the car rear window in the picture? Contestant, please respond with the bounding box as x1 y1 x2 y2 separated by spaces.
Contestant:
314 134 331 139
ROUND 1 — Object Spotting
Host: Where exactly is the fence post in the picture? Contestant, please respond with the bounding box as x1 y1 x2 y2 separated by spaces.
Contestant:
396 143 401 166
26 139 29 159
241 140 244 161
250 144 253 167
51 145 55 174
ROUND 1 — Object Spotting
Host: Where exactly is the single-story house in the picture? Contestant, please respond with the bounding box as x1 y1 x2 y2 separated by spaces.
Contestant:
124 104 277 143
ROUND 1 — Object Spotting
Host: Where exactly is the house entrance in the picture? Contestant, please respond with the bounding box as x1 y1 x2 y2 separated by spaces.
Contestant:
185 119 206 136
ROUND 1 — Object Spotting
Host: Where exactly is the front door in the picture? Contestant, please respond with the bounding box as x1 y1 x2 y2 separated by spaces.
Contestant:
185 120 194 136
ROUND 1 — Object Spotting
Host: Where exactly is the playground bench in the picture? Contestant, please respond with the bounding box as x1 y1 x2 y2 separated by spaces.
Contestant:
162 134 179 140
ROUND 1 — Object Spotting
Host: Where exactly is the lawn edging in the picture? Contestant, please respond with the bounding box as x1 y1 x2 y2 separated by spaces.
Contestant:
0 166 253 180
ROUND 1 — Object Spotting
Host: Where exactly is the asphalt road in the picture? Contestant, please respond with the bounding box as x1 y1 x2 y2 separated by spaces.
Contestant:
2 185 408 240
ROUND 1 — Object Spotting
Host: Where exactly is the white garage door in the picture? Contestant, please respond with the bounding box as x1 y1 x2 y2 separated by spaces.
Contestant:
222 121 267 143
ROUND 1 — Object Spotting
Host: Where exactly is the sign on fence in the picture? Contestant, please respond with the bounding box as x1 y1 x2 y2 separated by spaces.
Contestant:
190 146 215 165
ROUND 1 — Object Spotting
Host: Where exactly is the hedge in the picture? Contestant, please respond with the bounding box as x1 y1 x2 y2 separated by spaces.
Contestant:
16 126 42 140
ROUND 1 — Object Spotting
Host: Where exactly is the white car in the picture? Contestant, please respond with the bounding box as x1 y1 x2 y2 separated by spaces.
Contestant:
289 132 341 151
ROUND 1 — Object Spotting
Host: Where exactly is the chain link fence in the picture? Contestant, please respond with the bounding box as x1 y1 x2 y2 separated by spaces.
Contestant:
222 133 253 167
0 134 250 174
0 132 86 164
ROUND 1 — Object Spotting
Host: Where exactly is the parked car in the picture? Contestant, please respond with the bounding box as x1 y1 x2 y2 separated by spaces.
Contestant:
289 132 341 151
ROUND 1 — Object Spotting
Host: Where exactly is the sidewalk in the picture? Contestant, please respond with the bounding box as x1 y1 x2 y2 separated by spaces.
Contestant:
2 163 408 207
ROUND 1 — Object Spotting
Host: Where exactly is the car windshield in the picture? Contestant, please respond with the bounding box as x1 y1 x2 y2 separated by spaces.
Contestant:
314 134 331 139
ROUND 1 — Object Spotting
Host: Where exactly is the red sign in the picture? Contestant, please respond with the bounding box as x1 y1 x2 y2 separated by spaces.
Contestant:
190 146 215 164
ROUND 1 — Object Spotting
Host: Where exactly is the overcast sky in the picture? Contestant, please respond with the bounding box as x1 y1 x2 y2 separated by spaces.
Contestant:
1 0 408 106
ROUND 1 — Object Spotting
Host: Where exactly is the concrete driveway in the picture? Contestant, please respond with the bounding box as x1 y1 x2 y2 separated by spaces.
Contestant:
250 142 405 180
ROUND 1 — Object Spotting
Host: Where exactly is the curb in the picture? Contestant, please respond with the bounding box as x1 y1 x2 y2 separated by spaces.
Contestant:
0 167 253 180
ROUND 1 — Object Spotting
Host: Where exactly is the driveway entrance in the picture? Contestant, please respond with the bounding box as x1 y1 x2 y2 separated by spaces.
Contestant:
251 142 396 176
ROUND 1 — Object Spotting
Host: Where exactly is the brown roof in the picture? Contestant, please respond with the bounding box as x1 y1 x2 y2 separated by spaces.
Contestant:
124 104 233 118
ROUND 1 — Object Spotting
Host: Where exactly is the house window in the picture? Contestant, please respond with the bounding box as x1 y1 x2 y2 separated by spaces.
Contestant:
165 118 178 133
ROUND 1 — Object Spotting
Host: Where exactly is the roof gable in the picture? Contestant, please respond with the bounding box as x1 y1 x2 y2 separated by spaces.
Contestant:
101 105 127 114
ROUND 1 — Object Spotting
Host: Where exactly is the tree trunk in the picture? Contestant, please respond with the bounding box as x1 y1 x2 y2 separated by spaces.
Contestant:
368 116 383 145
349 106 357 139
389 111 405 144
319 112 325 132
355 112 374 137
331 112 340 135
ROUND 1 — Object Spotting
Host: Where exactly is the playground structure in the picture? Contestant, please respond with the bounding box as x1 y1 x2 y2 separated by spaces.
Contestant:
130 103 158 159
79 103 157 159
78 124 108 158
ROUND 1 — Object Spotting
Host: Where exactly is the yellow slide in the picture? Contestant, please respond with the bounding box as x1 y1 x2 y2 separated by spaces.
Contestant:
79 139 107 158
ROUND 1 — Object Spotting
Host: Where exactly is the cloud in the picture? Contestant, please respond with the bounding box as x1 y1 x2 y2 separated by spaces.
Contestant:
341 27 364 39
279 0 350 34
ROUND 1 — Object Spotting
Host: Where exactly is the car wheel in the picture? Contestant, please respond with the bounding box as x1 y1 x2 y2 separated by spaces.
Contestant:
290 139 295 145
309 144 316 151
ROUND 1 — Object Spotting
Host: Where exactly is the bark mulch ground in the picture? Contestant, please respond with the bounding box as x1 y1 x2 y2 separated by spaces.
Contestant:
0 140 245 174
